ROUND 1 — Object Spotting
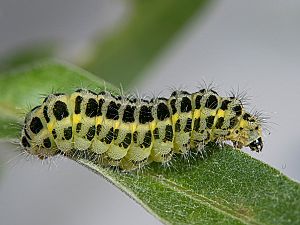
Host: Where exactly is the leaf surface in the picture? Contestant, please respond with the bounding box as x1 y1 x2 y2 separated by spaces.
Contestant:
76 146 300 225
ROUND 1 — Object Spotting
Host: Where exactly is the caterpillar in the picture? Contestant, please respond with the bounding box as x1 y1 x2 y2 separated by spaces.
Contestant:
20 88 263 171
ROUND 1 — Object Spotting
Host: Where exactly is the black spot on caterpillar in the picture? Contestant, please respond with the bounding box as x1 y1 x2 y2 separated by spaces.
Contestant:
20 88 264 171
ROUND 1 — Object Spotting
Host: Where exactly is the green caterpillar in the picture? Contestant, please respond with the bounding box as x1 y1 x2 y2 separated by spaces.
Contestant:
21 88 263 171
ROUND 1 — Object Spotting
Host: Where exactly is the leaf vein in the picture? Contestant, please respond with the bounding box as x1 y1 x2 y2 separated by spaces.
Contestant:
150 174 264 225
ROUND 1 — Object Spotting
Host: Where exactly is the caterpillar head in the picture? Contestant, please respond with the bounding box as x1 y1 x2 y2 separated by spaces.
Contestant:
248 137 263 152
233 112 263 152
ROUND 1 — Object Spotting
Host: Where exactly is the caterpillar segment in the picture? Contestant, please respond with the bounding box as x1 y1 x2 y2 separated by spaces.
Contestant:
119 99 153 170
149 97 174 163
21 88 264 171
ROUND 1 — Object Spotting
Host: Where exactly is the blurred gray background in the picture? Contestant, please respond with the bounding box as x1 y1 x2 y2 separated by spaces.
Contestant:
0 1 299 225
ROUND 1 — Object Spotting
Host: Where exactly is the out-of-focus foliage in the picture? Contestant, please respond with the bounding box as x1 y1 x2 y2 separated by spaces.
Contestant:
83 0 211 88
0 43 56 72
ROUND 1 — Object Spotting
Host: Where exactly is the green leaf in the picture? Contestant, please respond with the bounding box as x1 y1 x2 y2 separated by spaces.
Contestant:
75 146 300 225
0 60 117 139
0 61 299 224
83 0 211 88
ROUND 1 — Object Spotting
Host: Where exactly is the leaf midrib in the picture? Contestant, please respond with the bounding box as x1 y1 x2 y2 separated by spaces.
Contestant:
148 173 263 225
79 157 264 225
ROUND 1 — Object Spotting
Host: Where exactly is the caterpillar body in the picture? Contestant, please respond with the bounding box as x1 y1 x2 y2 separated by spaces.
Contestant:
21 88 263 171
